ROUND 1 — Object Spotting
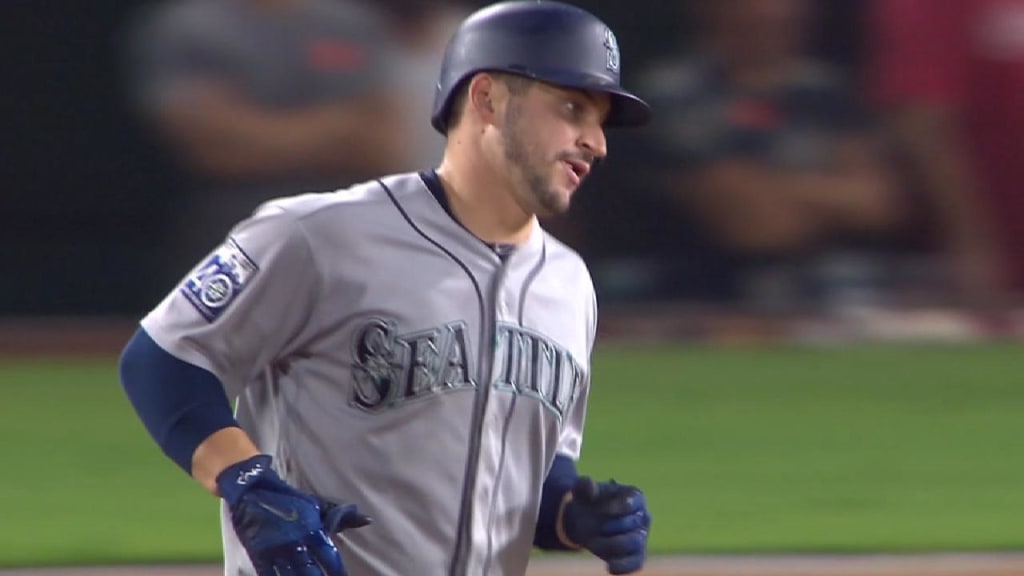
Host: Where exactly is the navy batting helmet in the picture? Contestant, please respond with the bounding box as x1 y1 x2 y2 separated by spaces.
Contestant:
430 0 651 134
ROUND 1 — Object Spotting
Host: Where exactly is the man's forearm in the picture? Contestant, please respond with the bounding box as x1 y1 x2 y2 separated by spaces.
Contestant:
157 93 408 179
783 169 896 231
191 427 262 496
119 327 257 497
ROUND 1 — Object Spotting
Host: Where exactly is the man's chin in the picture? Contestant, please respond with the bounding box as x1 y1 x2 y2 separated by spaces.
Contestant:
537 195 572 217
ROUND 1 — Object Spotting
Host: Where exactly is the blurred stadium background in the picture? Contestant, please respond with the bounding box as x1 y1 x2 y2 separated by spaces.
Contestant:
3 0 1024 574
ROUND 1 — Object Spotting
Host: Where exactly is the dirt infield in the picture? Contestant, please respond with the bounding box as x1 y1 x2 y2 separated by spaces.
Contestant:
0 317 137 358
5 554 1024 576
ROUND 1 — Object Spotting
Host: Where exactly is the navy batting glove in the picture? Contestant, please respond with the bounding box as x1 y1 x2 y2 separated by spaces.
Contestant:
562 476 651 575
217 455 372 576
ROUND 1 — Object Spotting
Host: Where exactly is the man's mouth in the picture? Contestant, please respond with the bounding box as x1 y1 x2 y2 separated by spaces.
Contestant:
562 158 590 183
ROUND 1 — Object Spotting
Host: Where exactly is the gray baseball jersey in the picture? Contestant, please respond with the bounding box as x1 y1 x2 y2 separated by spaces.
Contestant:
140 171 596 576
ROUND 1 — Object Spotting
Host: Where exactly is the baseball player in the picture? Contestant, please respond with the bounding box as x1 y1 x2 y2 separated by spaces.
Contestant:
119 2 652 575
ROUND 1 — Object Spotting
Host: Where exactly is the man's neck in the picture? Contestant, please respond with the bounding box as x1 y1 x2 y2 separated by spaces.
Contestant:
435 145 535 246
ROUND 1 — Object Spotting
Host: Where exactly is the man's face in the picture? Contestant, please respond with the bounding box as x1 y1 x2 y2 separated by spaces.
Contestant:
496 80 610 217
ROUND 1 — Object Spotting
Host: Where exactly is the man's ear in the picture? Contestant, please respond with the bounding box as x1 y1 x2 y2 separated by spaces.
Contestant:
466 73 505 126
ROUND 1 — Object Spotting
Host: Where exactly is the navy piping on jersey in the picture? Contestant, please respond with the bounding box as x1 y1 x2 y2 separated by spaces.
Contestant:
483 240 548 571
412 172 572 566
517 242 547 325
419 170 516 260
377 178 490 576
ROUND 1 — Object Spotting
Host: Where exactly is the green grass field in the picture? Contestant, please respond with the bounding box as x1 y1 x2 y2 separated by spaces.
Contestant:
2 342 1023 567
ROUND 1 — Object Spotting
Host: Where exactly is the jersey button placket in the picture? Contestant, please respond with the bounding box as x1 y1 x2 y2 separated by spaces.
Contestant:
497 286 514 320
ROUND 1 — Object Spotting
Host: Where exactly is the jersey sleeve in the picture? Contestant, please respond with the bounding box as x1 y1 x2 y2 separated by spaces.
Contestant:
866 0 965 108
140 203 323 400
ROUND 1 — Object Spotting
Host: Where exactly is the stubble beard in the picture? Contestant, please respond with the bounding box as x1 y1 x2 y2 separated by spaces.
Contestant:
501 101 570 217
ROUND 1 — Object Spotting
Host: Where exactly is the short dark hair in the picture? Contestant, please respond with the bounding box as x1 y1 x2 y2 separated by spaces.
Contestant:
443 72 532 134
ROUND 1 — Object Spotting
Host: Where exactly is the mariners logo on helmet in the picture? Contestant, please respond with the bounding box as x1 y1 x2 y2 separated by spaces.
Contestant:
604 28 620 73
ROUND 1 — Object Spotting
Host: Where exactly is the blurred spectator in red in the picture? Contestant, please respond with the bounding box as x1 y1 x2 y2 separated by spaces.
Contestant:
866 0 1022 308
125 0 411 278
637 0 903 311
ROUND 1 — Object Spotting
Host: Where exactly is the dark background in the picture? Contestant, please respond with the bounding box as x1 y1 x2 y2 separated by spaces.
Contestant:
1 0 862 317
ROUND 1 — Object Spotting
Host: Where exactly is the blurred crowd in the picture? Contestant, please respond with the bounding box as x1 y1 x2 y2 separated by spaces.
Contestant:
123 0 1024 320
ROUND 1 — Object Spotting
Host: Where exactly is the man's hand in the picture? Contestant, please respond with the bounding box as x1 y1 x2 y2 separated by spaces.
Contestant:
217 455 371 576
560 476 651 575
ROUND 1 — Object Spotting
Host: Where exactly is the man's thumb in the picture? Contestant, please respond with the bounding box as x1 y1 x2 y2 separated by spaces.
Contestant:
321 501 373 533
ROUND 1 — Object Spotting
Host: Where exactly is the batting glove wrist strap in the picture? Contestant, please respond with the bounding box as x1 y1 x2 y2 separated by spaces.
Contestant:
217 454 275 507
562 477 651 575
216 455 371 576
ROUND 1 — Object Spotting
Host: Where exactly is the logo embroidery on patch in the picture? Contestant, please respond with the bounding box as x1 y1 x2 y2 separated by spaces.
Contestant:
180 239 259 322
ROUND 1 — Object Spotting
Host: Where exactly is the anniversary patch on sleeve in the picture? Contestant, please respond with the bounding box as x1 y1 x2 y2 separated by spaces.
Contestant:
180 238 259 322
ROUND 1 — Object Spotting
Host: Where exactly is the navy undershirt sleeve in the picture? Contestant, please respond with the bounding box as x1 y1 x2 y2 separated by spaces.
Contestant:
118 327 240 474
534 453 579 550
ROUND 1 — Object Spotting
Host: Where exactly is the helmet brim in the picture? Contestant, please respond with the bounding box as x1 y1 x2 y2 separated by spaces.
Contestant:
603 88 652 128
518 68 652 128
431 67 652 133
